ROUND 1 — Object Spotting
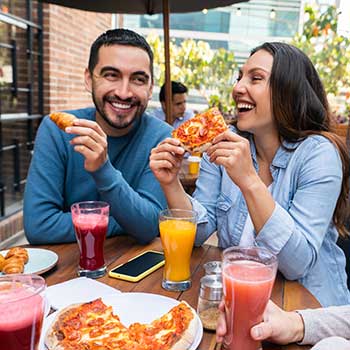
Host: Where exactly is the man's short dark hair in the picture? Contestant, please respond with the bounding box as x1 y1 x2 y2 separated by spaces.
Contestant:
88 28 154 81
159 81 188 102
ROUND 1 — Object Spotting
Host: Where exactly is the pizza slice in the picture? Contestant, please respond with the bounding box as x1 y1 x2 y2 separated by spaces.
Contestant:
172 107 228 153
45 298 129 350
50 112 77 131
128 301 199 350
45 298 200 350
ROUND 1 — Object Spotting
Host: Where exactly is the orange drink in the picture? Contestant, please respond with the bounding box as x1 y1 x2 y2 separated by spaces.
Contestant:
222 247 278 350
188 156 201 175
159 209 197 291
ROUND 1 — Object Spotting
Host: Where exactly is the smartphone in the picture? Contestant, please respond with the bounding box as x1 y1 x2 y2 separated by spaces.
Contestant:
108 250 165 282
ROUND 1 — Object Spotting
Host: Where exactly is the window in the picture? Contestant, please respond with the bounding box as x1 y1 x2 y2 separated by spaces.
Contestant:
0 0 43 217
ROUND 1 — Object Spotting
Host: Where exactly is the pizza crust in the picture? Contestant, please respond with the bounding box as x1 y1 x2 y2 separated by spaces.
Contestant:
180 141 213 153
45 302 84 350
171 302 200 349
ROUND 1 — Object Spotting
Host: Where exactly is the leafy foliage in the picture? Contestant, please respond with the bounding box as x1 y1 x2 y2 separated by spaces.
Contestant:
147 33 236 114
292 5 350 122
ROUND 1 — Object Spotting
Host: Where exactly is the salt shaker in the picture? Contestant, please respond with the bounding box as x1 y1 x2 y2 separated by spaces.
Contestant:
197 274 223 331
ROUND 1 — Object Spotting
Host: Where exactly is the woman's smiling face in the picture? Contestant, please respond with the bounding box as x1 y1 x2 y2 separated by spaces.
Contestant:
232 49 276 136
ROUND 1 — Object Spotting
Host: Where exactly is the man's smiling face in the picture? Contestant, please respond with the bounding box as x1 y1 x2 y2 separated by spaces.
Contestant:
85 44 153 136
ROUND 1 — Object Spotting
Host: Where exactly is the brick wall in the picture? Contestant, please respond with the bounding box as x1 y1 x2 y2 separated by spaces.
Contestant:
43 4 112 113
0 4 112 244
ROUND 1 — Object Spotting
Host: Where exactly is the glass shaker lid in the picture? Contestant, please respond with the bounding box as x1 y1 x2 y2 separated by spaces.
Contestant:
199 274 223 300
203 261 222 275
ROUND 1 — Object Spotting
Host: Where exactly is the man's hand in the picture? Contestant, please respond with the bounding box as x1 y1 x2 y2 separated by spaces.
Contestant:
66 119 108 172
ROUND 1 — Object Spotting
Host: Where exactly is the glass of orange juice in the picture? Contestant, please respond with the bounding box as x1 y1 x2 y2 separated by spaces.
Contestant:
159 209 197 291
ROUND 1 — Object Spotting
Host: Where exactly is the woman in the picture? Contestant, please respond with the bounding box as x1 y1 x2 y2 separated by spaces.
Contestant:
150 42 350 307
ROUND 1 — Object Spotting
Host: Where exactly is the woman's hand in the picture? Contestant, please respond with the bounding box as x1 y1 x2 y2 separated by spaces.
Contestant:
207 130 258 191
216 300 305 345
66 119 108 172
149 138 185 186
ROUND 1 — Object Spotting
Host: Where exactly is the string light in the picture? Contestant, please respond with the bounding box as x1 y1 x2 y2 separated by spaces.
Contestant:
202 8 208 15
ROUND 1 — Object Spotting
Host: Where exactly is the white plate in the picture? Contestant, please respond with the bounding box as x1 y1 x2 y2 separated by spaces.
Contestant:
40 292 203 350
0 248 58 275
46 277 122 310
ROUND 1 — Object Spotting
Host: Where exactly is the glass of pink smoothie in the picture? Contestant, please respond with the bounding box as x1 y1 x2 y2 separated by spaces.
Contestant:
0 274 46 350
71 201 110 278
222 246 278 350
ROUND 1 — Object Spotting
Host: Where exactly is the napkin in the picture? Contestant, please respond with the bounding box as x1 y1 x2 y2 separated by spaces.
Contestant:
46 277 121 310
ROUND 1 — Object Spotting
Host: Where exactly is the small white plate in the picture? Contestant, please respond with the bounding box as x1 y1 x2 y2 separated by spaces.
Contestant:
40 292 203 350
0 248 58 275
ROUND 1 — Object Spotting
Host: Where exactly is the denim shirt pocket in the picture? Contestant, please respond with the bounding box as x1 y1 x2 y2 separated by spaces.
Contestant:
216 192 237 248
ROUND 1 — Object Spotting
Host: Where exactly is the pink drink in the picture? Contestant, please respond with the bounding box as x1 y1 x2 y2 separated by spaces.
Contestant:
223 260 276 350
0 276 45 350
73 213 108 270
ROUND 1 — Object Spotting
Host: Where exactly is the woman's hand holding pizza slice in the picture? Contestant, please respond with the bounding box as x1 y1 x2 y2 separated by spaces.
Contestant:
207 130 258 191
150 137 185 186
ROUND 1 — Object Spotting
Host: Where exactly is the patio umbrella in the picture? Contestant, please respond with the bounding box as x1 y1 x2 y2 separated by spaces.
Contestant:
39 0 249 123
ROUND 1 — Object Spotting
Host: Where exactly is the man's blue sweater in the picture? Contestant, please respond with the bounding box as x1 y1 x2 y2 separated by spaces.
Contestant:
24 107 172 244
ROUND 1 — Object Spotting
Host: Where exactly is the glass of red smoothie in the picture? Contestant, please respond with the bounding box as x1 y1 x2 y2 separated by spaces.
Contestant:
0 274 46 350
71 201 110 278
222 246 278 350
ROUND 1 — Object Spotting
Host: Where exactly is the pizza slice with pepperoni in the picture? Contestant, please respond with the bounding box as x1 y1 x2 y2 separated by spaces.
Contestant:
172 107 228 153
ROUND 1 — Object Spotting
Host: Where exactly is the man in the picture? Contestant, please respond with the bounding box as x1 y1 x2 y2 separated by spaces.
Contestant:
152 81 193 128
24 29 172 244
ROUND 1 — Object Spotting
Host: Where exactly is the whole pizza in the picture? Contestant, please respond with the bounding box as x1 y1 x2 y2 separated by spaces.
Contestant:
45 298 200 350
172 107 228 153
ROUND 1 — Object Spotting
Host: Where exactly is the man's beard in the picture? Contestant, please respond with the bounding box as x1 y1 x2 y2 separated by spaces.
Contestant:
92 92 146 130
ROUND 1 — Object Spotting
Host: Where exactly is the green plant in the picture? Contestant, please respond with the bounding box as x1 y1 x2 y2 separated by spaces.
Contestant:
147 33 237 113
292 5 350 123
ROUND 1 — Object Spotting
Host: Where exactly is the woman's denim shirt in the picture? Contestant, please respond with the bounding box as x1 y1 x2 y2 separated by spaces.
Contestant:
191 131 350 307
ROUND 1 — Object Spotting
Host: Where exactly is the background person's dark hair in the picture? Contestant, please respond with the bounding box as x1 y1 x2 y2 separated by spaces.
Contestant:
159 81 188 102
88 28 154 81
250 41 349 236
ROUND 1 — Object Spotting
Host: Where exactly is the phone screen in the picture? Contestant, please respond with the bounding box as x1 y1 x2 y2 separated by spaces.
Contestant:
110 251 164 277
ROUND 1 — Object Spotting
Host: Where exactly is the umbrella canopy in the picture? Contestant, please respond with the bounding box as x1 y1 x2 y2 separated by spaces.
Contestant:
39 0 249 122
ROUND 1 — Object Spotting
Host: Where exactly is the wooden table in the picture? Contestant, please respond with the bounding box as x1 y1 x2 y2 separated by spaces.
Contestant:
38 236 321 350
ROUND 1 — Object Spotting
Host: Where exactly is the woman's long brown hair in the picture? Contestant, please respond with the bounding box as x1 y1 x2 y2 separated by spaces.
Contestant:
251 42 349 237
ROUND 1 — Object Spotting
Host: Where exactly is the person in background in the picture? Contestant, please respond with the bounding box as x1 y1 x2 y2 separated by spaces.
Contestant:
24 28 172 244
152 81 194 128
149 42 350 307
216 300 350 350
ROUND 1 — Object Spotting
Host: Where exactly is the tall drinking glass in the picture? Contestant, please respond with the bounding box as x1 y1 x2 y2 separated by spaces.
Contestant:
159 209 197 291
222 246 278 350
71 201 110 278
0 274 46 350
